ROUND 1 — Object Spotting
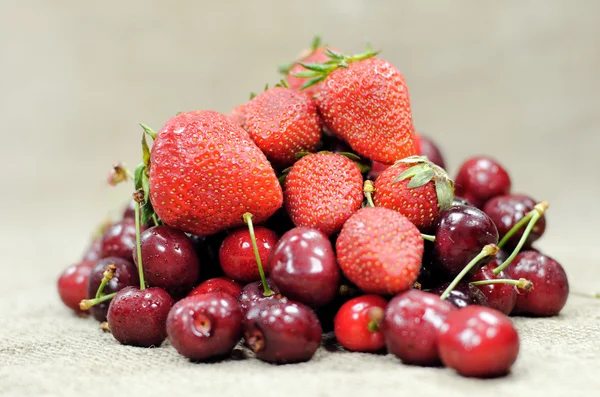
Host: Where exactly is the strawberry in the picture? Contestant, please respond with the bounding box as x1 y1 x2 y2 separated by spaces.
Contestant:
227 103 248 128
244 86 322 168
372 156 454 232
299 50 417 164
284 152 363 236
148 110 283 236
336 207 423 295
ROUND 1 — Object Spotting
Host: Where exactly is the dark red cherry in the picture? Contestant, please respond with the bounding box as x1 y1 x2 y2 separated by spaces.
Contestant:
133 226 200 298
452 197 473 207
219 226 279 283
431 282 489 308
483 194 546 249
243 299 322 364
107 286 174 347
188 277 243 299
438 306 519 377
57 261 94 312
333 295 387 352
101 219 146 260
189 232 227 281
508 251 569 317
122 200 136 220
470 263 517 315
237 279 283 314
82 237 103 263
167 292 243 361
418 136 446 169
269 227 340 307
433 205 499 276
382 290 456 365
87 257 139 322
454 156 511 208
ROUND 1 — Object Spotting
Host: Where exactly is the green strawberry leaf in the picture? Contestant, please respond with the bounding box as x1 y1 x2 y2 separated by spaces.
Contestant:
293 70 322 78
311 35 322 51
134 163 145 191
141 133 151 170
299 75 326 90
337 152 361 161
435 177 455 211
249 92 257 100
325 48 345 60
407 169 435 188
138 123 157 139
355 162 371 174
393 163 429 183
294 151 312 160
278 62 293 75
140 200 155 225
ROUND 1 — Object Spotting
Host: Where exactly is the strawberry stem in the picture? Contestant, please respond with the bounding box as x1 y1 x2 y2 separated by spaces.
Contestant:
133 190 146 290
421 234 436 242
243 212 273 297
493 201 548 275
440 244 499 300
363 180 375 208
79 292 117 311
470 278 533 292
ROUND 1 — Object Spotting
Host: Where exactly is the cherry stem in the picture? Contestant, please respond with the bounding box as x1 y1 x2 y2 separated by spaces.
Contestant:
95 264 116 299
571 291 600 299
79 292 117 311
151 214 160 227
440 244 499 300
497 201 548 249
134 194 146 290
363 180 375 208
243 212 272 297
421 234 436 242
470 278 533 292
493 201 548 275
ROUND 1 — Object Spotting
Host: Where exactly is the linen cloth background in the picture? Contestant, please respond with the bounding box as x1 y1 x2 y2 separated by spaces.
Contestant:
0 1 599 396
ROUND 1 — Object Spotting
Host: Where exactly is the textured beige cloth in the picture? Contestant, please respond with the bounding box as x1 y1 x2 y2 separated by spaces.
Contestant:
1 1 600 396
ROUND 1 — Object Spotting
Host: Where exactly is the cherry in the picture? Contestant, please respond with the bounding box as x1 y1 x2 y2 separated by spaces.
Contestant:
101 218 146 260
382 290 456 365
132 225 200 298
452 197 473 207
189 232 227 281
431 282 489 308
243 299 322 364
269 227 339 307
483 194 546 249
219 226 279 283
82 237 103 263
87 257 139 321
263 207 296 237
438 306 519 378
418 136 446 169
167 292 243 361
122 200 136 220
333 295 387 352
107 286 174 347
454 156 511 208
57 261 94 312
188 277 242 298
508 251 569 316
470 263 517 315
433 205 499 276
237 279 283 313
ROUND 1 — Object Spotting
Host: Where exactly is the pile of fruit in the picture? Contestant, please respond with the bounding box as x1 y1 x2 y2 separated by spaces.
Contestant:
57 38 571 378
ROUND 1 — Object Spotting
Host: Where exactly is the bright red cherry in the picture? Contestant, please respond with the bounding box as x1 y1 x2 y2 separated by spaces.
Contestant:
454 156 511 208
508 251 569 317
107 286 174 347
269 227 339 307
438 306 519 377
167 292 243 361
333 295 387 352
188 277 242 298
57 261 94 312
382 290 455 365
219 226 279 283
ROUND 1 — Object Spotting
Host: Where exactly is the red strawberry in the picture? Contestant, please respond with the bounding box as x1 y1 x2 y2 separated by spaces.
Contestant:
373 156 454 232
227 103 247 128
302 50 417 164
244 87 322 168
288 51 339 96
336 207 423 295
284 152 363 236
148 110 283 236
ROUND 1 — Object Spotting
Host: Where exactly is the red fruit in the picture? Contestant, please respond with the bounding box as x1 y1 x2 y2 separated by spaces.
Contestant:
227 103 248 128
368 161 389 180
382 290 456 365
316 57 417 164
188 277 243 298
57 261 94 312
373 156 454 232
438 306 520 378
334 295 387 352
107 286 174 347
336 207 424 295
218 226 279 283
149 110 283 236
243 87 322 168
82 237 103 263
284 153 363 236
508 251 569 317
471 263 518 315
287 46 337 95
454 156 511 208
418 135 446 169
101 218 144 260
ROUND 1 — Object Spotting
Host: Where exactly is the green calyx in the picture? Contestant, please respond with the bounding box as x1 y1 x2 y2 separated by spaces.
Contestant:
294 45 380 90
392 155 455 211
134 123 160 226
278 35 323 76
